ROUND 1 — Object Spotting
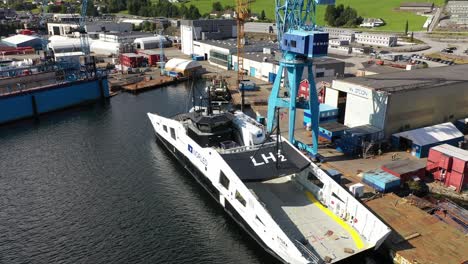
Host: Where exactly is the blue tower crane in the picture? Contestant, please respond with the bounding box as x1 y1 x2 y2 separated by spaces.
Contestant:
266 0 335 157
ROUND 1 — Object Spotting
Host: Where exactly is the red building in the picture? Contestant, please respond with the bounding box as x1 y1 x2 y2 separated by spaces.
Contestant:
297 79 327 103
426 144 468 192
120 53 144 68
381 159 426 182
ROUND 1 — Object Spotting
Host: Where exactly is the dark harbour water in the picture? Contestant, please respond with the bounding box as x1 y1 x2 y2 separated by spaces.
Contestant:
0 81 387 264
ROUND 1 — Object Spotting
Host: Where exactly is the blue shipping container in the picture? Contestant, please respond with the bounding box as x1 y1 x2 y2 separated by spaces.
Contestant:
304 103 338 126
362 169 400 192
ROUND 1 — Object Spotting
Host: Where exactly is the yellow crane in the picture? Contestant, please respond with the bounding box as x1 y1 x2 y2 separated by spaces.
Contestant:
236 0 249 111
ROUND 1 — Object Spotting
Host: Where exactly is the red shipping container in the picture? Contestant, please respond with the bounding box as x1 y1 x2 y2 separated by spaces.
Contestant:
297 79 326 103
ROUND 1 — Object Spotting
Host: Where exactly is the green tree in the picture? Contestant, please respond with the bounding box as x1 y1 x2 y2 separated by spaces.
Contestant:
324 4 361 27
212 1 222 12
405 20 409 35
86 0 99 16
141 21 150 31
260 10 265 20
180 4 188 18
188 5 201 19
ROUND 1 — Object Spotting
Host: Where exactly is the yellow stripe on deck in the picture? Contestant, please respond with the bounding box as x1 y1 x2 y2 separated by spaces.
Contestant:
305 191 365 250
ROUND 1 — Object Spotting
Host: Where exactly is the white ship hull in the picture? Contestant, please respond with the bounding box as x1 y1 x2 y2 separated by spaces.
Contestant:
147 112 391 264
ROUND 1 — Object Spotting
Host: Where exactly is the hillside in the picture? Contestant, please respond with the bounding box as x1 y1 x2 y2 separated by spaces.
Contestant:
185 0 445 32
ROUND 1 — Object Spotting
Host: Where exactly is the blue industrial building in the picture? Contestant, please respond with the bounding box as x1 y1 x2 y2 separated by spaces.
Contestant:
392 122 464 158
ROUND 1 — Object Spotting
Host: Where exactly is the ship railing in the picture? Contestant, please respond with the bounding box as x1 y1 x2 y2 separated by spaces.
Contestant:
218 142 277 154
293 239 322 264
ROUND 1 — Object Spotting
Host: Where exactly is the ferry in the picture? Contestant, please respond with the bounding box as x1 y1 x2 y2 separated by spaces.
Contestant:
147 106 391 263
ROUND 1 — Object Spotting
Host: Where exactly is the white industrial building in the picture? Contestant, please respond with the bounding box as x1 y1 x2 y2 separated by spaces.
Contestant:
181 19 237 55
354 33 398 47
133 36 171 50
98 32 154 44
446 1 468 25
1 34 42 50
48 35 131 56
323 27 397 47
324 64 468 137
48 36 83 53
191 39 344 82
48 22 133 36
52 14 81 23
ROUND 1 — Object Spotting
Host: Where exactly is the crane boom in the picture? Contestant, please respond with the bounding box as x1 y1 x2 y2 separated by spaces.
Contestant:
236 0 249 111
79 0 90 56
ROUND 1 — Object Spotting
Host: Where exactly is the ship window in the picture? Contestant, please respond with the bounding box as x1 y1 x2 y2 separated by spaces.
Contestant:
235 190 246 207
170 127 176 140
308 172 324 188
163 125 168 132
291 40 297 48
219 171 230 190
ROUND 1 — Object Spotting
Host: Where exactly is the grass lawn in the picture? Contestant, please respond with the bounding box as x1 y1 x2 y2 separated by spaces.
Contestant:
183 0 445 32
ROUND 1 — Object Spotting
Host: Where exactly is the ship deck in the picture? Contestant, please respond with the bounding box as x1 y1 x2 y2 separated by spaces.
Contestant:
246 177 369 263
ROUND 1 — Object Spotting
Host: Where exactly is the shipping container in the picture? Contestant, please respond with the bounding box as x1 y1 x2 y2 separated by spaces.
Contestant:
318 121 348 141
304 103 338 126
362 169 400 192
336 125 383 155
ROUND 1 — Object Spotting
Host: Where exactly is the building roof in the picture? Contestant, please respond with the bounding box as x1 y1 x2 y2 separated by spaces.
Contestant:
319 121 348 132
431 144 468 161
133 35 167 44
121 53 142 58
337 64 468 92
400 2 434 7
165 58 201 72
196 39 276 54
2 34 40 45
359 63 405 74
382 159 427 174
393 122 464 146
366 193 468 264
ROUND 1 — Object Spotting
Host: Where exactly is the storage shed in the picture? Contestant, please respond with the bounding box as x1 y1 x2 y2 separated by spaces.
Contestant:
1 34 42 50
382 159 427 182
133 36 171 50
392 122 464 158
427 144 468 192
164 58 202 77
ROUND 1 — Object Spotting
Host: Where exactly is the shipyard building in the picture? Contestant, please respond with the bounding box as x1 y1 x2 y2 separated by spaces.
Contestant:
180 19 237 55
325 64 468 139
